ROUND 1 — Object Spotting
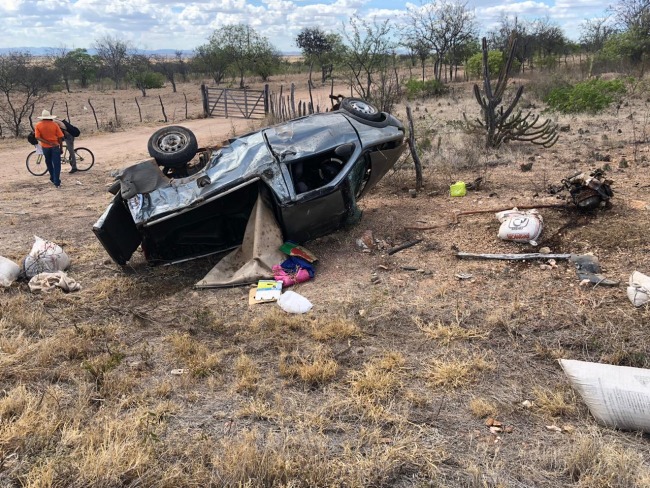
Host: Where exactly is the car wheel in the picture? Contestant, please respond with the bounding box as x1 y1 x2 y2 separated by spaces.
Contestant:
341 98 382 122
147 126 198 168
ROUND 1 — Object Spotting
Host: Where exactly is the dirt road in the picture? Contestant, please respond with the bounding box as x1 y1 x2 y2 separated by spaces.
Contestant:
2 117 257 186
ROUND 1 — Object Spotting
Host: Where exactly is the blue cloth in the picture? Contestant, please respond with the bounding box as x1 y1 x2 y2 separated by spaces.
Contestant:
280 256 315 278
42 145 62 186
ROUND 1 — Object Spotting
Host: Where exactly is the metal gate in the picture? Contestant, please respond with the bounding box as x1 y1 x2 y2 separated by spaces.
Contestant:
201 85 268 119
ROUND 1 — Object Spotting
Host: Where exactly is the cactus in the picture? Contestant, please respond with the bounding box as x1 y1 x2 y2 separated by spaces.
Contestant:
465 37 559 149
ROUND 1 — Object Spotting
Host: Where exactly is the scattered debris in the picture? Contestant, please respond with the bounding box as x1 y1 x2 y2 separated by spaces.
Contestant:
277 290 313 314
356 230 376 250
546 425 563 433
0 256 21 287
253 280 283 301
627 271 650 307
549 169 613 211
170 369 187 375
560 359 650 433
465 177 483 191
496 209 543 246
387 239 423 256
28 271 82 293
450 181 467 197
455 273 474 280
521 400 533 409
23 236 71 279
570 254 619 286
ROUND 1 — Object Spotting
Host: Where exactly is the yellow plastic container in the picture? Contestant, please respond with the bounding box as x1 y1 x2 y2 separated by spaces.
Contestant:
450 181 467 197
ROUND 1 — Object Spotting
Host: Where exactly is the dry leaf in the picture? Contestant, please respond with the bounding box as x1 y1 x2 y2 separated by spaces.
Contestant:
521 400 533 408
546 425 562 433
489 426 503 434
562 425 575 433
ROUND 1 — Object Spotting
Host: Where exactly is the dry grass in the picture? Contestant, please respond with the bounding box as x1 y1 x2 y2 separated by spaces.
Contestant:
1 72 650 486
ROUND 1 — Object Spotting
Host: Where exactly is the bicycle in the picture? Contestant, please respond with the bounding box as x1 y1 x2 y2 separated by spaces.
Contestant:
26 143 95 176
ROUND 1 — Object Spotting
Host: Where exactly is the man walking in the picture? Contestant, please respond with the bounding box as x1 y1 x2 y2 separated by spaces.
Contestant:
55 118 78 173
34 109 64 187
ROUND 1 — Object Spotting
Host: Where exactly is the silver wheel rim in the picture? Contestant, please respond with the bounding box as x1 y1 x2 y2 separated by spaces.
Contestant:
350 100 377 115
158 133 187 153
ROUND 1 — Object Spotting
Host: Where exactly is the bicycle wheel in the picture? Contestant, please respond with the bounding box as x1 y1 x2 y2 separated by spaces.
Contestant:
26 151 48 176
74 147 95 171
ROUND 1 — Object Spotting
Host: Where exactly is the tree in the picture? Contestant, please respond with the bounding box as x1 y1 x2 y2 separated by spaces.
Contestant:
52 47 100 91
403 0 477 81
296 27 334 87
153 55 181 92
219 24 272 88
128 55 164 97
0 52 52 136
340 16 396 104
250 40 282 81
94 36 133 89
580 17 617 52
610 0 650 37
193 42 229 84
51 47 74 93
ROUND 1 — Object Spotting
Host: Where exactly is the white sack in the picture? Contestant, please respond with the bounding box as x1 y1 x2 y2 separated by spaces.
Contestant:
559 359 650 433
23 236 70 279
496 209 543 246
277 291 313 314
627 271 650 307
0 256 21 287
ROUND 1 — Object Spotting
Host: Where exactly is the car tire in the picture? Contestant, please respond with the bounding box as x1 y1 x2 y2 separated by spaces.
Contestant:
147 126 198 168
341 98 382 122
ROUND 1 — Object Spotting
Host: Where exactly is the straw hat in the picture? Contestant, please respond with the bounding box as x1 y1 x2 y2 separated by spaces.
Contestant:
37 109 57 120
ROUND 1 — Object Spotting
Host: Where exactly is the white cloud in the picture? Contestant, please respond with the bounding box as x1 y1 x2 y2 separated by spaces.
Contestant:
0 0 610 50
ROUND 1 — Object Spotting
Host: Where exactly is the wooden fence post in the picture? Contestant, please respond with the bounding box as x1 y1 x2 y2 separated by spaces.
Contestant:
290 83 296 118
200 84 209 117
88 99 99 129
135 97 142 122
264 84 269 115
224 89 229 118
159 95 168 122
183 92 188 119
113 98 119 127
406 105 423 191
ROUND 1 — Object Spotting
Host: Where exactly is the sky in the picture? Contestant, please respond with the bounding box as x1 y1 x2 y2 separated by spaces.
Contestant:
0 0 612 53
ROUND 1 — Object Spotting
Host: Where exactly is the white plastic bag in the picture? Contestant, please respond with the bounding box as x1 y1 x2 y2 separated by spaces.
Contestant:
0 256 21 287
496 209 543 246
559 359 650 433
277 290 313 314
23 236 70 279
627 271 650 307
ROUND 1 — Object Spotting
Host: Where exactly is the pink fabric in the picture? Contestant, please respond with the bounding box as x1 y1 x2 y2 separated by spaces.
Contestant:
273 265 311 287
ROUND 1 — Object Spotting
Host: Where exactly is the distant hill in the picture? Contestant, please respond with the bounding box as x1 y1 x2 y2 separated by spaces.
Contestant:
0 47 195 57
0 47 301 57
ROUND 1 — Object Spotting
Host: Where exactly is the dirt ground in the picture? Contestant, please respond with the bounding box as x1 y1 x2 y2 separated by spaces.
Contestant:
1 77 649 486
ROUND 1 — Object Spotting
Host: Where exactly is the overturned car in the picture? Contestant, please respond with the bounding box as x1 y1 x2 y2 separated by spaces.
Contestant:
94 98 406 266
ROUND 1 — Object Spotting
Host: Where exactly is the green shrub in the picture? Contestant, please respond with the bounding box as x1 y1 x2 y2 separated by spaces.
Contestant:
465 51 520 79
545 78 626 113
404 78 449 99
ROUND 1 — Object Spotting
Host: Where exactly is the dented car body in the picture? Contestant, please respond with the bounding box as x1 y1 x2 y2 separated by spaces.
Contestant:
94 102 406 265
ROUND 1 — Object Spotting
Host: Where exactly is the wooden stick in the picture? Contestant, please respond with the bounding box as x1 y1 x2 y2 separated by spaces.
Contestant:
456 252 572 260
113 98 118 127
387 239 423 255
